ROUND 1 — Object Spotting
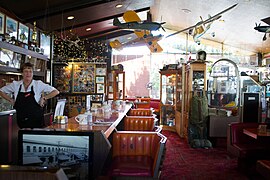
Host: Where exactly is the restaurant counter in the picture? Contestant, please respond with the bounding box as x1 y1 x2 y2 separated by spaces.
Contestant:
17 103 132 179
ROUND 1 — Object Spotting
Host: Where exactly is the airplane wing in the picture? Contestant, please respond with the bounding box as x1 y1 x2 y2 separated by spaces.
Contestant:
166 3 237 38
123 10 151 38
146 41 163 53
166 25 197 38
262 17 270 25
203 3 237 24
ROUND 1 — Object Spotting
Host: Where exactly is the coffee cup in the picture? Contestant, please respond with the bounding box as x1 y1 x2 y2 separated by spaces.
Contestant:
75 114 88 125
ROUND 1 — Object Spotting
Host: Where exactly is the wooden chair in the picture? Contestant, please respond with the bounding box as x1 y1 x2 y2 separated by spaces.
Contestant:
109 131 167 179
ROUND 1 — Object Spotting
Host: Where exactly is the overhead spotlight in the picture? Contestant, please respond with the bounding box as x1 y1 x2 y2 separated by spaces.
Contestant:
86 27 92 31
67 16 74 20
115 4 123 8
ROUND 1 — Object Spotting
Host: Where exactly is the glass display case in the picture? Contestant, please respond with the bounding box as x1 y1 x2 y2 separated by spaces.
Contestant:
159 69 183 131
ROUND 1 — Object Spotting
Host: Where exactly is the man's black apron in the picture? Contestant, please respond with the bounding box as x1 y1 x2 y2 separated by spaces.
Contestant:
14 85 44 128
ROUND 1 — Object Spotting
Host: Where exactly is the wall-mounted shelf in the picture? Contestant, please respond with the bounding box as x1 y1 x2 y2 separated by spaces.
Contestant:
0 41 48 61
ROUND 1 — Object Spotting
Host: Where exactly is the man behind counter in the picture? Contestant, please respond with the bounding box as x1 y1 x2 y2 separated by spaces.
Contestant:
0 62 59 128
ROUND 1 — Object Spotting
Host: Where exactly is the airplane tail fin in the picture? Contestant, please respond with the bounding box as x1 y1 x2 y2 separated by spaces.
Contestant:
109 39 123 50
113 18 121 26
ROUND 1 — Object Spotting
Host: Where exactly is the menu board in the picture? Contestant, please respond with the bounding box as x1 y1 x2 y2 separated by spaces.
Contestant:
73 63 95 93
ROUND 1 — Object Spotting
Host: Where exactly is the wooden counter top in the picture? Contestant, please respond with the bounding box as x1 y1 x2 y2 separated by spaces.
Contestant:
43 103 132 138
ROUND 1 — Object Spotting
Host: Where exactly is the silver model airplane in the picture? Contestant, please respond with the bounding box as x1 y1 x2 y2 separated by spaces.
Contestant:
166 3 238 45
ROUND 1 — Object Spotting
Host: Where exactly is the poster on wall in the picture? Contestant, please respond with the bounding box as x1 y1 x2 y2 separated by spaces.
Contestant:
73 64 95 93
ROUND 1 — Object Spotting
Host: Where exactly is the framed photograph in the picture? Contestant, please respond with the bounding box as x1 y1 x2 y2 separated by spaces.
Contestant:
6 16 18 39
18 23 29 44
96 83 105 93
96 76 105 83
40 32 51 58
96 68 106 76
0 13 4 34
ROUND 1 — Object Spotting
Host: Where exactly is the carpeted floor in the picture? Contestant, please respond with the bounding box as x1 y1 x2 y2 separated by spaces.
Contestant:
160 130 264 180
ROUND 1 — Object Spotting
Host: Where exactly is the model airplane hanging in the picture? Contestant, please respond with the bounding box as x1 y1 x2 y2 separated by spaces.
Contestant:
254 17 270 41
110 34 163 52
110 10 163 53
166 3 238 45
113 16 166 32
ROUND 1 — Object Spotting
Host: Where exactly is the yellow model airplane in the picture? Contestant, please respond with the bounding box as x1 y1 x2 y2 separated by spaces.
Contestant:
110 10 163 53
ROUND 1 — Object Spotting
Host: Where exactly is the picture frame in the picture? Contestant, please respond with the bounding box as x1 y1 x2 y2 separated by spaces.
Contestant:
0 12 4 34
96 83 105 93
96 68 106 76
6 16 18 39
96 76 105 83
18 23 29 44
40 32 51 58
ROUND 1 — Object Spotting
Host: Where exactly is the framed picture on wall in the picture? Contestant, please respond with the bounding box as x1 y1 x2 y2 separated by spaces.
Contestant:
0 13 4 34
96 76 105 83
96 83 105 93
96 68 106 76
18 23 29 44
6 16 18 39
40 32 51 58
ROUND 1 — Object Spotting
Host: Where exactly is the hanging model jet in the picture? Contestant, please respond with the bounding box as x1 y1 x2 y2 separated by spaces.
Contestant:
110 10 163 53
113 17 166 32
166 3 238 45
254 17 270 41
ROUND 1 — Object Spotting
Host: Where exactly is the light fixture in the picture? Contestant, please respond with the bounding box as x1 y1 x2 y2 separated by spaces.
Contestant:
115 4 123 8
86 27 92 31
181 8 191 14
127 36 132 40
67 16 74 20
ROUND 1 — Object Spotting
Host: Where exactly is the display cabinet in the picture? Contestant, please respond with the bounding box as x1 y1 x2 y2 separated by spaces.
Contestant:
107 71 125 100
183 61 207 137
159 68 184 133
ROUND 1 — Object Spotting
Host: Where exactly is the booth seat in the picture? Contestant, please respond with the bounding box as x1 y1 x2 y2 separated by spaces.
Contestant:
125 98 160 113
128 108 154 116
227 122 270 170
124 116 161 132
256 160 270 179
109 131 167 178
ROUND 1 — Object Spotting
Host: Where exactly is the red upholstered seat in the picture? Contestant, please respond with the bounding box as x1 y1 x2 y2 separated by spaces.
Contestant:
109 131 166 178
128 108 154 116
110 155 153 177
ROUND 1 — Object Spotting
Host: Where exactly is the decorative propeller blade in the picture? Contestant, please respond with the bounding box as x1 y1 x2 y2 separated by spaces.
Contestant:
161 26 166 32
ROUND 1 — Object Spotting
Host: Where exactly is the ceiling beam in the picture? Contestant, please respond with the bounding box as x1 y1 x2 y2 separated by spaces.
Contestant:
21 0 118 23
